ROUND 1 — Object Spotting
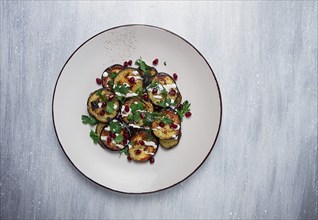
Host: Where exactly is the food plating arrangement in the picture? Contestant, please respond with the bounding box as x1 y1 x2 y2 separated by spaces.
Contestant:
81 58 192 164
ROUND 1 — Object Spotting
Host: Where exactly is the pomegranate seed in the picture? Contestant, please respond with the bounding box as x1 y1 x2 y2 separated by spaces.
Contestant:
129 77 135 84
110 133 116 138
173 73 178 80
109 94 115 100
107 137 112 143
152 58 158 65
124 105 129 112
127 156 132 161
159 122 165 127
143 93 148 100
169 89 176 96
123 133 129 139
123 61 128 67
123 139 127 144
185 112 192 118
150 157 155 164
170 123 177 129
178 104 183 110
135 149 141 155
141 112 145 119
128 60 132 66
96 78 102 85
99 110 105 116
101 102 106 108
152 88 157 94
139 140 145 145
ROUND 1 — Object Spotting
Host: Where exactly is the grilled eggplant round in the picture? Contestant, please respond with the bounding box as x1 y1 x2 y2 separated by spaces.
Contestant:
95 122 107 147
147 72 180 107
99 120 130 151
121 97 154 129
87 89 120 122
152 109 181 140
102 64 124 90
159 132 181 149
113 68 143 98
128 131 158 161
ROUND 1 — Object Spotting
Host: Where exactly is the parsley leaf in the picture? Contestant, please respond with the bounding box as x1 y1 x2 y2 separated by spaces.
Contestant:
113 83 130 96
114 134 124 143
146 82 158 89
89 130 99 144
96 90 106 101
176 100 191 121
105 101 115 114
109 120 122 134
119 147 129 156
109 72 117 79
133 112 141 122
81 115 98 125
127 114 133 121
131 101 144 111
135 58 152 73
161 116 173 125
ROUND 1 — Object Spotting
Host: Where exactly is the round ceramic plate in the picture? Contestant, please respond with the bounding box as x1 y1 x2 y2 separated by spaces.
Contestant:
53 24 222 194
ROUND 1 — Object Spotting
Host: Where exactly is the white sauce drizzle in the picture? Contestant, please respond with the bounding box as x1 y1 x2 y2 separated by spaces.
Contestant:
97 102 103 108
125 92 138 97
162 83 177 91
144 141 158 148
153 95 163 99
100 136 107 141
104 126 110 131
102 71 108 77
121 105 131 117
132 70 139 75
129 124 142 129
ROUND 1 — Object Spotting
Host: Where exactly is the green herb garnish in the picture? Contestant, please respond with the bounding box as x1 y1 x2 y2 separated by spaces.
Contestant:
114 134 124 143
109 120 122 133
133 112 141 122
105 101 116 114
113 83 130 96
176 100 191 121
147 82 158 89
131 101 144 111
109 72 117 79
81 115 98 125
135 58 152 73
119 147 129 156
89 130 99 144
96 90 106 101
161 116 173 125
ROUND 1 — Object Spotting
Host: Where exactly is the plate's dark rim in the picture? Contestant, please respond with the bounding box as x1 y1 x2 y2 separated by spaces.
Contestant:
52 24 223 195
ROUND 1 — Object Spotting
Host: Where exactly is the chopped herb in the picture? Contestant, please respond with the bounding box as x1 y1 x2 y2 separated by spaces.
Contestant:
147 82 158 89
176 100 191 121
96 90 106 101
164 61 167 66
127 114 133 121
89 130 99 144
119 147 129 156
158 99 169 107
108 80 114 87
109 72 117 79
161 116 173 125
114 134 124 143
131 101 144 111
113 83 130 96
133 112 141 122
135 58 152 73
117 96 126 104
109 120 122 134
105 101 115 114
81 115 98 125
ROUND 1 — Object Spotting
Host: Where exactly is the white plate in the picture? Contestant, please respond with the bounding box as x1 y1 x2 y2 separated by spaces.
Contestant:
52 25 222 194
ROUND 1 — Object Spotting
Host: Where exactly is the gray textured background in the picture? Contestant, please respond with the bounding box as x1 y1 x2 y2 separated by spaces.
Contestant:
0 1 317 219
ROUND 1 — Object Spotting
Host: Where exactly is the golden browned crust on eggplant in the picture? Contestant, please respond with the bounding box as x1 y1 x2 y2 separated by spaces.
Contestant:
152 109 181 140
147 72 180 107
159 132 181 149
128 131 158 161
121 97 154 128
113 68 143 97
87 89 120 122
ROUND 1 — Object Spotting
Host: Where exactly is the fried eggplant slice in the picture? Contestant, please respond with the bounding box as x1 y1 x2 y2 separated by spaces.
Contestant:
159 132 181 149
152 109 181 140
99 119 130 151
121 97 154 129
128 131 158 161
147 72 180 108
113 68 143 98
87 89 120 122
102 64 124 90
